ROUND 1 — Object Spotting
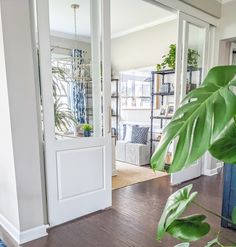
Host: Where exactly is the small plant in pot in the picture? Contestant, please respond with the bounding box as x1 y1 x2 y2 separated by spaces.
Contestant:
82 123 93 137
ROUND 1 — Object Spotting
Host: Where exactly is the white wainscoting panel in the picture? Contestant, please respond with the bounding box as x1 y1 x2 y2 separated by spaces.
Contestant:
57 146 105 200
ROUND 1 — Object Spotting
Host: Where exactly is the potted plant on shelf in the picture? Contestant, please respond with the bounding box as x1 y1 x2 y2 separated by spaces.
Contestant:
156 44 200 71
151 65 236 246
82 123 93 137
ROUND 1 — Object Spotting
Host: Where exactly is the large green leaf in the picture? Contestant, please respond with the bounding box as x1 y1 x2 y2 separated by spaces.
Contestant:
205 237 219 247
167 215 210 242
151 66 236 173
157 184 197 240
209 120 236 164
232 207 236 224
175 243 190 247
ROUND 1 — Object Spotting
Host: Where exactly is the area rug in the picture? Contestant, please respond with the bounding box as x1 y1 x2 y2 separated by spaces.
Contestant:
112 161 167 190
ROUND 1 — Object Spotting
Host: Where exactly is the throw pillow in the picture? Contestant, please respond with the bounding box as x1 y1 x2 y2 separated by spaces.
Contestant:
131 126 149 144
122 124 127 140
124 125 134 142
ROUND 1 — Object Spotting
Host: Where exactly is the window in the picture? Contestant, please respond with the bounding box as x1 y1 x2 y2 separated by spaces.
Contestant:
120 68 153 109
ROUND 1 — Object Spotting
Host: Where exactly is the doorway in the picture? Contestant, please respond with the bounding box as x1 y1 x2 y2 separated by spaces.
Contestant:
36 0 112 226
110 0 177 189
35 0 216 228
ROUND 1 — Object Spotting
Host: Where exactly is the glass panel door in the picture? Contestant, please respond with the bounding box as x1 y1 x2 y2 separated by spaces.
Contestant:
171 12 210 185
36 0 112 226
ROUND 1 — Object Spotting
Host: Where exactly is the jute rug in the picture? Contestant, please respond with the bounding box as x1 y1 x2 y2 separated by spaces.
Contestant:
112 161 167 190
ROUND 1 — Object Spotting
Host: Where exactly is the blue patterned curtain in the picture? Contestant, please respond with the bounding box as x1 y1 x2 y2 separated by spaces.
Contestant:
71 49 87 124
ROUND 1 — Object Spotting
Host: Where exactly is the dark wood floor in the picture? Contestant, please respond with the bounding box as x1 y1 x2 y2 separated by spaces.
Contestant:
2 173 236 247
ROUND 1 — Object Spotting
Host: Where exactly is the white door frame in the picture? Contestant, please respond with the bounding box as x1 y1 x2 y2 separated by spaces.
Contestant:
171 11 213 185
36 0 112 226
143 0 218 26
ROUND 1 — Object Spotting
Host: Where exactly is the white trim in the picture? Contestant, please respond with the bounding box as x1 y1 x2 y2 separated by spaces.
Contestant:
203 165 223 176
0 214 48 244
111 15 176 39
0 214 19 244
112 170 118 176
19 225 48 244
221 0 234 4
143 0 219 26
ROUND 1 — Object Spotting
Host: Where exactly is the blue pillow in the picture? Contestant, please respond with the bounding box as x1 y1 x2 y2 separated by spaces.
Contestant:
0 239 7 247
131 126 149 144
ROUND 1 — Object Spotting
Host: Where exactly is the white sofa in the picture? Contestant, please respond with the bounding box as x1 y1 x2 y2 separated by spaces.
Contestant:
116 141 151 166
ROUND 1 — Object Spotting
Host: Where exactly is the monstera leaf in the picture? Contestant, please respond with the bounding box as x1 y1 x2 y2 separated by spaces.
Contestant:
175 243 190 247
167 215 210 242
205 237 219 247
151 66 236 173
157 184 197 240
209 120 236 164
232 207 236 224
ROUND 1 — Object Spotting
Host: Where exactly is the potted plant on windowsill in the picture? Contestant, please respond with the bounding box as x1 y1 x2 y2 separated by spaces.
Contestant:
151 65 236 246
82 124 93 137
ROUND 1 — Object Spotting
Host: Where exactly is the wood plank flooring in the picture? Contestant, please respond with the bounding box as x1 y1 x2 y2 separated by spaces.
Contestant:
2 173 236 247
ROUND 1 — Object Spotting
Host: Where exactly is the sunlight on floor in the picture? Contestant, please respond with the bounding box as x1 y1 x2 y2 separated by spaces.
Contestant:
112 161 167 190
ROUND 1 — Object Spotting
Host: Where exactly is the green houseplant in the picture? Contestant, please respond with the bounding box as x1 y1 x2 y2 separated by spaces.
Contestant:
82 123 93 137
151 65 236 246
52 66 77 133
156 44 200 71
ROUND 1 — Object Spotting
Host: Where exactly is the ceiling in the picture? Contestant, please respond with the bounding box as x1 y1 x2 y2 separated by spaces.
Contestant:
49 0 175 40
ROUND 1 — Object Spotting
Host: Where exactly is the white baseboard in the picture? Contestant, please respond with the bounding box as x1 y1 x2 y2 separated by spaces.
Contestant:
0 214 48 244
112 169 118 176
203 163 223 176
0 214 19 243
19 225 48 244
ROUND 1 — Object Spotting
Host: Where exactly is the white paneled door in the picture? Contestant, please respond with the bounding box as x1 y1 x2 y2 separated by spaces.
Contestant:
171 12 211 185
36 0 112 226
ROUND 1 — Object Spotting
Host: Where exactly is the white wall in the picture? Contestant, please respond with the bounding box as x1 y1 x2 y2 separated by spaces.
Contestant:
0 0 46 242
218 0 236 41
111 19 177 74
180 0 221 18
111 20 177 124
51 35 91 58
215 1 236 65
0 4 20 230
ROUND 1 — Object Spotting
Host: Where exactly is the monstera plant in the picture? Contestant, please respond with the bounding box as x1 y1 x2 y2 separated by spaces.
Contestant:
151 66 236 246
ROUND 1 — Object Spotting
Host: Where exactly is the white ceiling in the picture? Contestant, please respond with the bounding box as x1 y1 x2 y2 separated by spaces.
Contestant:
49 0 175 40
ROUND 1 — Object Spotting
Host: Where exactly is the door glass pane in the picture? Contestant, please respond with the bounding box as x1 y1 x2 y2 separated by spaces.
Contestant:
49 0 103 139
185 23 204 95
180 22 206 165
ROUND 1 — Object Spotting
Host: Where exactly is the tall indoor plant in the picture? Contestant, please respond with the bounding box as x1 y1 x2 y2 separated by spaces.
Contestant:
52 66 77 132
151 66 236 246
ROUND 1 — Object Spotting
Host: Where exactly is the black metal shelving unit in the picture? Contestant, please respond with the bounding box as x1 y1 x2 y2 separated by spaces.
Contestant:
111 78 119 139
150 67 202 158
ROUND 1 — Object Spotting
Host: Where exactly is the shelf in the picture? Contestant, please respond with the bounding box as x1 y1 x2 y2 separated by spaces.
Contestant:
111 95 119 98
111 115 118 117
153 92 174 96
121 96 150 98
150 139 161 142
152 66 202 75
152 116 172 120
